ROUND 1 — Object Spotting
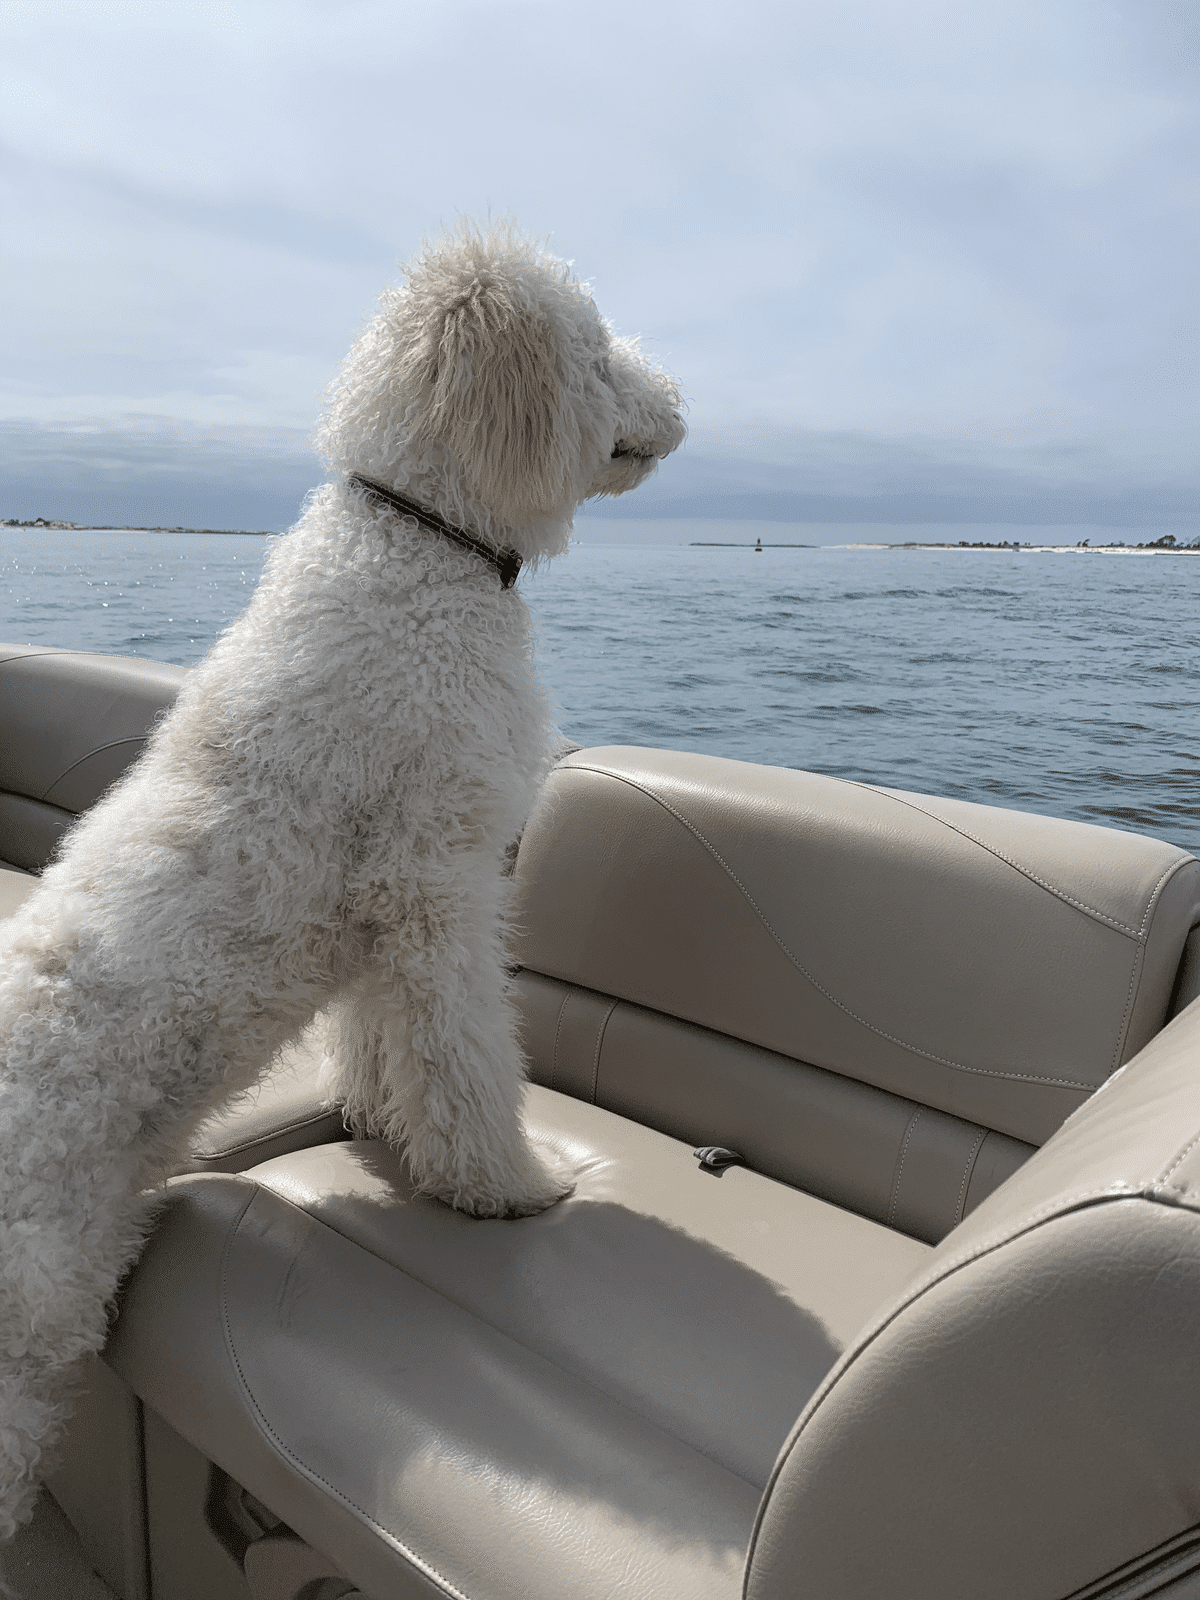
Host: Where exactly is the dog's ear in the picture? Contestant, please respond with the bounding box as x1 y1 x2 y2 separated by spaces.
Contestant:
423 284 580 525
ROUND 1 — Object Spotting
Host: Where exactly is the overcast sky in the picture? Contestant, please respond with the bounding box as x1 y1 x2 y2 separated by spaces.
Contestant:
2 0 1197 532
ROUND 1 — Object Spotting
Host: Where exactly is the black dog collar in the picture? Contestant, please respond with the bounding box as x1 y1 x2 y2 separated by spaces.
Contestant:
347 473 523 590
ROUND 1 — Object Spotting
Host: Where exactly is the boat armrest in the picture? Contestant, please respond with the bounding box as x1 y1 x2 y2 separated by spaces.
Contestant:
747 996 1200 1599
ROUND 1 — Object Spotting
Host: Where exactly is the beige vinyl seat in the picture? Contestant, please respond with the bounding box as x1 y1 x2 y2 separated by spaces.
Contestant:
4 645 1200 1599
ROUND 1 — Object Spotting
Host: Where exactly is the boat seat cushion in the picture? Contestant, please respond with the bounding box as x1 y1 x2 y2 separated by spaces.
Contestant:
0 864 36 921
182 1023 349 1174
513 970 1035 1245
0 644 184 871
513 748 1200 1150
106 1084 931 1600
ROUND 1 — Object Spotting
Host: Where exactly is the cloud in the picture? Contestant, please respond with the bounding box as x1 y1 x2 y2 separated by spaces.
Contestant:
589 424 1200 528
0 419 319 531
5 414 1193 534
2 0 1197 526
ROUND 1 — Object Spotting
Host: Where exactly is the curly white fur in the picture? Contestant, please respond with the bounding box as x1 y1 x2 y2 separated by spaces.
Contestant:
0 219 684 1536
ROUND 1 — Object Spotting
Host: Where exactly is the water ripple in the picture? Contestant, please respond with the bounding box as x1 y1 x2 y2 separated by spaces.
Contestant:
1 530 1196 854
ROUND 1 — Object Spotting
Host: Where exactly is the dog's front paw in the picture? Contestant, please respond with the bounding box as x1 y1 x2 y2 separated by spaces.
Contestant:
488 1168 576 1220
426 1153 575 1219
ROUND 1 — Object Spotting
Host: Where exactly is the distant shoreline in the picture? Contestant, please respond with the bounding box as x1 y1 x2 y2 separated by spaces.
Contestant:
5 521 1196 553
693 539 1200 554
2 519 273 536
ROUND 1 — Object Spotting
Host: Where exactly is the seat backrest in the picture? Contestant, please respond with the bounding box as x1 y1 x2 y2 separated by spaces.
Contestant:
745 992 1200 1599
0 644 185 869
511 747 1200 1242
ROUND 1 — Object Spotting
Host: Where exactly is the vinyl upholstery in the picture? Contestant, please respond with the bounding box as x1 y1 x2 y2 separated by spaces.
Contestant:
0 864 35 921
102 748 1200 1598
107 1088 930 1600
746 994 1200 1600
513 969 1033 1244
0 643 185 870
183 1023 349 1173
6 649 1200 1596
511 750 1200 1148
508 748 1200 1245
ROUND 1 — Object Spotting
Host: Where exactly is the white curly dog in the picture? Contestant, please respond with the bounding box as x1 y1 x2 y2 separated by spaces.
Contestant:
0 220 685 1535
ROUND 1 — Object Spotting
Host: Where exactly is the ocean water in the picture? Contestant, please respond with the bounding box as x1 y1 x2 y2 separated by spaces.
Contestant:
1 526 1197 854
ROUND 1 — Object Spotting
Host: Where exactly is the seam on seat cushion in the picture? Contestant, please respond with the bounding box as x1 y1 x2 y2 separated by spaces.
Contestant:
1080 1527 1200 1600
0 647 57 667
1110 935 1147 1076
568 763 1096 1093
550 988 571 1092
548 990 619 1104
1077 1535 1200 1600
887 1109 922 1227
954 1128 988 1227
852 782 1188 940
0 646 161 666
218 1183 473 1600
1158 1127 1200 1189
590 998 619 1102
193 1109 345 1161
38 736 148 802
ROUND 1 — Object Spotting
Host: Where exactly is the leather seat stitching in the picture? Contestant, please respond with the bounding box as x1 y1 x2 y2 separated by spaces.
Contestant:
0 647 57 667
890 1184 1168 1306
219 1186 475 1600
838 780 1182 940
0 789 75 820
568 765 1096 1092
1131 859 1191 939
1087 1538 1200 1600
954 1128 988 1226
550 988 572 1093
1109 941 1145 1077
590 998 619 1103
1159 1126 1200 1185
1106 855 1196 1072
887 1109 922 1227
192 1108 347 1160
38 736 148 802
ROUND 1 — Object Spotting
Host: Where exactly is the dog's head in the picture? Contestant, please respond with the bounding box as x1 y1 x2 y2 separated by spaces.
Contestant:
318 221 685 557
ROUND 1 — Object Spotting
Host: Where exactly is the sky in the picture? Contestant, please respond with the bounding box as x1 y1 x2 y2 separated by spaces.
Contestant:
2 0 1198 535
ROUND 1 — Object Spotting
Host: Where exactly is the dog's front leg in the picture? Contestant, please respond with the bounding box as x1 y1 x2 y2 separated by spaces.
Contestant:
322 910 573 1218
